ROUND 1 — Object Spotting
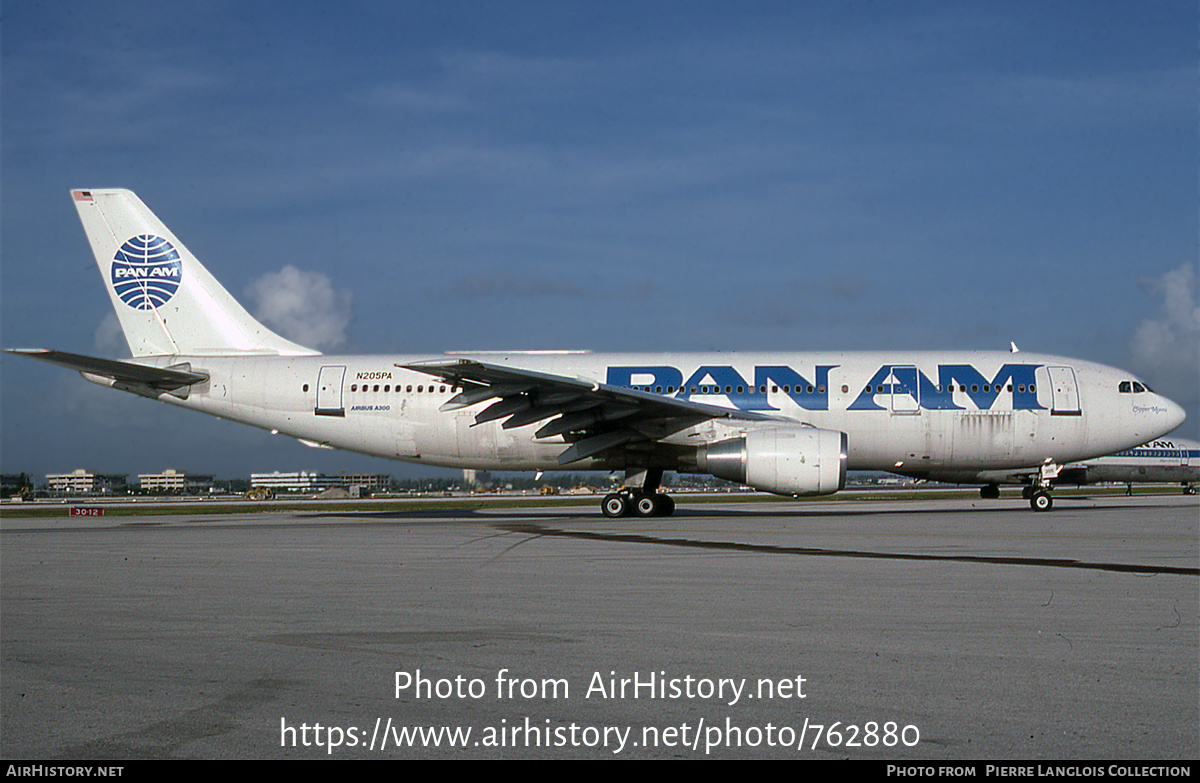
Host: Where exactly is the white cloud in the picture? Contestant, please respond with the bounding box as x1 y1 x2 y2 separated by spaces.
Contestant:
93 313 127 358
244 266 354 351
1131 263 1199 404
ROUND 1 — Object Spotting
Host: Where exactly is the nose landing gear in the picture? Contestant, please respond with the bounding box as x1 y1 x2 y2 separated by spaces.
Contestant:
1028 489 1053 511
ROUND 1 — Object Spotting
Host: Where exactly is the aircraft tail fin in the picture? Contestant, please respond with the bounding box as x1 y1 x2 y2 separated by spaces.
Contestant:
71 189 319 357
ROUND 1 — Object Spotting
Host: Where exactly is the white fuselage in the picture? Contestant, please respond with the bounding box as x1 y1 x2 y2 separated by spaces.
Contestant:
114 350 1182 477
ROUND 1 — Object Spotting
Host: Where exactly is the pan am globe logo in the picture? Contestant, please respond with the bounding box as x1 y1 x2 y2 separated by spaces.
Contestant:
111 235 183 310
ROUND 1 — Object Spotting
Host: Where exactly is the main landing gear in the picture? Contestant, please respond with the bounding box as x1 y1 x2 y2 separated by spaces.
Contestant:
601 491 675 517
601 468 676 517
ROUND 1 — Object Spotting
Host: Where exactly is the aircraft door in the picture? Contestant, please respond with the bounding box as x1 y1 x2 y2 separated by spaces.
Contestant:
1047 366 1081 416
315 365 346 417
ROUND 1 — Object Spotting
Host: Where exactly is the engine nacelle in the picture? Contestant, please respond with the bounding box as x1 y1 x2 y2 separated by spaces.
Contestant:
695 426 847 496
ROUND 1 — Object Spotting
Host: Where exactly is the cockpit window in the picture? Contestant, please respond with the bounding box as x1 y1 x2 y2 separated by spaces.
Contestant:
1119 381 1132 393
1131 381 1146 393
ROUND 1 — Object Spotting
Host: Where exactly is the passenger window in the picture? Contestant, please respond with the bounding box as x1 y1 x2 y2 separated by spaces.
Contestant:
351 384 358 392
303 384 309 392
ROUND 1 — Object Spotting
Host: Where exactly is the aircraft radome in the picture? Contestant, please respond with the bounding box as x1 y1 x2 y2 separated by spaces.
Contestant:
7 189 1187 514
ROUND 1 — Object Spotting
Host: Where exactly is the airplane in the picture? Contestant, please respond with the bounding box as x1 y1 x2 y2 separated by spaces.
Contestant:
928 437 1199 497
6 189 1188 515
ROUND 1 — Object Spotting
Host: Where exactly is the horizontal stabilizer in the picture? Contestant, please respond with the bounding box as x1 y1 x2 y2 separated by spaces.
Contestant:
6 349 208 389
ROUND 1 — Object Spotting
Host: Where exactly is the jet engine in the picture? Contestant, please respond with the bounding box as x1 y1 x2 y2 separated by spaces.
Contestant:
695 426 847 496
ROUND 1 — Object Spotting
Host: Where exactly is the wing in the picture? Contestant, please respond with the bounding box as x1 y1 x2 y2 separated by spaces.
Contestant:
400 358 780 465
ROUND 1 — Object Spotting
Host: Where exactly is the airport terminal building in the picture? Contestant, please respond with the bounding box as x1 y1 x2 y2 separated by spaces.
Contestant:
45 469 128 495
249 471 390 493
137 469 215 493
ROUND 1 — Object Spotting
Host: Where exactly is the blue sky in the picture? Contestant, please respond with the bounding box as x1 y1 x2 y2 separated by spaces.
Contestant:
2 1 1196 480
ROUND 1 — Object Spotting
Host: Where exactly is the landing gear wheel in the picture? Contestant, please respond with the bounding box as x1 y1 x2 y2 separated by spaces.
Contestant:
1030 490 1053 512
634 493 660 517
631 493 676 517
602 493 630 518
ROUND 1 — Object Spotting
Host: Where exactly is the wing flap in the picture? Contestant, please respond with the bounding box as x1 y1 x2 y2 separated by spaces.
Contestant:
401 357 778 464
557 429 642 464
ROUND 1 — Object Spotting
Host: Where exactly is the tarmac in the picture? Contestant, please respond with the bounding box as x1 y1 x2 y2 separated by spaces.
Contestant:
1 493 1196 759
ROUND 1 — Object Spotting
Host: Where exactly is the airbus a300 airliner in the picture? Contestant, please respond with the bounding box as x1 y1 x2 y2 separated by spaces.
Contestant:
8 189 1187 514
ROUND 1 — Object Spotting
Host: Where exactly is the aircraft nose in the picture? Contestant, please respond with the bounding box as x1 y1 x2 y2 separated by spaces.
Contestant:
1164 395 1186 431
